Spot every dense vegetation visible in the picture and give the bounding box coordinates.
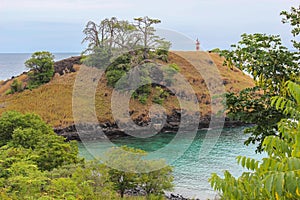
[0,111,173,199]
[210,5,300,199]
[213,6,300,152]
[81,16,176,104]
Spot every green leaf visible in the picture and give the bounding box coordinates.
[274,172,284,196]
[264,174,274,196]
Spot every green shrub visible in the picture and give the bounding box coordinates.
[5,89,12,95]
[25,51,54,88]
[138,93,149,104]
[152,86,169,105]
[169,63,179,72]
[10,79,23,94]
[153,96,163,105]
[106,69,126,87]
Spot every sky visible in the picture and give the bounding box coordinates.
[0,0,298,53]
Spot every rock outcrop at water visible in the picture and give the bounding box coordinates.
[54,56,82,75]
[123,188,205,200]
[122,187,204,200]
[165,193,200,200]
[54,110,247,141]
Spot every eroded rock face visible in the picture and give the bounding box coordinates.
[54,56,82,75]
[54,108,247,141]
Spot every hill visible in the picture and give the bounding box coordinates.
[0,51,255,135]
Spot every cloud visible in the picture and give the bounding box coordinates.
[1,0,132,10]
[0,0,297,52]
[0,0,135,24]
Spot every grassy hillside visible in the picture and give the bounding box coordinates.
[0,51,255,128]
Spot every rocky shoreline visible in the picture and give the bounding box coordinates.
[124,187,219,200]
[54,114,247,141]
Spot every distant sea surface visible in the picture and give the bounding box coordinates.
[0,53,80,81]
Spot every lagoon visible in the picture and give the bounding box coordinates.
[78,127,266,199]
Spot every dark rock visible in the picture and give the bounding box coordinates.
[53,109,251,141]
[124,187,147,196]
[54,56,82,75]
[165,193,199,200]
[206,59,214,65]
[129,110,134,116]
[222,79,229,85]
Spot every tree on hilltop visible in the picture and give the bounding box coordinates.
[82,16,170,57]
[82,21,101,52]
[25,51,55,88]
[134,16,162,59]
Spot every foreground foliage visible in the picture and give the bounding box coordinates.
[210,6,300,199]
[104,146,174,198]
[0,111,81,171]
[216,6,300,152]
[210,81,300,199]
[0,111,173,199]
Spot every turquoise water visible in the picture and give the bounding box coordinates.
[78,127,266,199]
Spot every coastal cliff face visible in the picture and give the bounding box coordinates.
[54,56,82,75]
[54,113,246,141]
[0,51,254,139]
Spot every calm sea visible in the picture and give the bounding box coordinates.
[0,53,79,81]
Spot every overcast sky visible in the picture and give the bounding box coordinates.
[0,0,297,53]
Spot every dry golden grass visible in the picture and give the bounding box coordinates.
[0,51,255,128]
[0,74,29,96]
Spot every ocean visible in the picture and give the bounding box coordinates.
[0,53,79,81]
